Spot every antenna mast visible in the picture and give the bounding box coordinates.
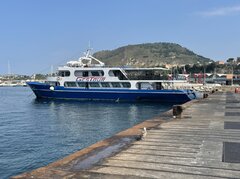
[51,65,54,75]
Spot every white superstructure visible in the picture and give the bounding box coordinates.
[46,49,190,90]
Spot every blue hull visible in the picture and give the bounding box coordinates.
[27,82,196,104]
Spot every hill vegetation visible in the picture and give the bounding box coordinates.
[93,42,213,67]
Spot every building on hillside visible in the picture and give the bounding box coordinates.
[216,61,225,65]
[164,64,175,69]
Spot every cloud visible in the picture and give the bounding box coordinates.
[198,5,240,17]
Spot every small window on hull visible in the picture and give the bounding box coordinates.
[46,81,60,86]
[122,82,131,88]
[89,82,100,88]
[101,82,110,88]
[64,82,77,87]
[111,82,121,88]
[77,82,87,88]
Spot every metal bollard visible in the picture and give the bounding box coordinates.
[203,93,208,98]
[235,88,239,93]
[173,105,183,118]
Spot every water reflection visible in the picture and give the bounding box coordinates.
[0,87,172,179]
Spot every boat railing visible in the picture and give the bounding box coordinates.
[127,75,168,80]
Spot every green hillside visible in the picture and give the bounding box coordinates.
[93,42,213,67]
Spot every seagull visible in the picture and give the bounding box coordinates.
[141,127,147,140]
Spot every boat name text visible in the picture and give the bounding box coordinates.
[76,77,106,82]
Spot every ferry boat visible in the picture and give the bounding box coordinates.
[27,50,196,103]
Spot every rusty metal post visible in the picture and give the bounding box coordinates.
[173,105,183,118]
[203,93,208,98]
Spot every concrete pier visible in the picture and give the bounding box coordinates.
[13,92,240,179]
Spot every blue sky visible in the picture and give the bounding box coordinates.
[0,0,240,75]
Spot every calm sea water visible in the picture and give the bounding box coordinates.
[0,87,172,179]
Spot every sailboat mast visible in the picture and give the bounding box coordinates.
[7,61,11,76]
[51,65,54,76]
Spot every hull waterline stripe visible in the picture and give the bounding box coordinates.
[32,89,191,95]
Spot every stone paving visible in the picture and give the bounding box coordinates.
[13,92,240,179]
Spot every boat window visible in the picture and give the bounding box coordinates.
[77,82,87,88]
[83,71,89,77]
[136,82,152,90]
[89,82,100,87]
[74,71,83,77]
[74,70,104,77]
[46,81,60,86]
[58,71,70,77]
[64,82,77,87]
[91,71,100,76]
[121,82,131,88]
[108,70,127,80]
[111,82,121,88]
[101,82,110,88]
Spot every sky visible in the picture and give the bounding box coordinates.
[0,0,240,75]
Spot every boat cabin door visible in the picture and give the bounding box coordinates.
[137,83,141,90]
[156,82,163,90]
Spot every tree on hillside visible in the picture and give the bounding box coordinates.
[237,57,240,64]
[227,58,234,64]
[32,74,47,80]
[205,62,216,73]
